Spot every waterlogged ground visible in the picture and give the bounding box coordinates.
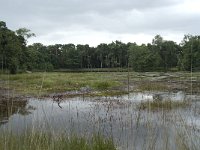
[0,91,200,150]
[1,72,200,96]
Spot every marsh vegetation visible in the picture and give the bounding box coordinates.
[1,71,199,96]
[0,132,116,150]
[0,72,200,150]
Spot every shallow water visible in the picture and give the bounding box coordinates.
[0,91,200,150]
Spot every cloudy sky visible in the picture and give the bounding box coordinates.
[1,0,200,46]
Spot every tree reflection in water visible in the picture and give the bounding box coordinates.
[0,96,35,126]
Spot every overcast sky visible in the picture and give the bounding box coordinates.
[1,0,200,46]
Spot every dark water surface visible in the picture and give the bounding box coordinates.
[0,92,200,150]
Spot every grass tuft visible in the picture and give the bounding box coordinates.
[93,81,111,90]
[139,100,189,110]
[138,82,169,91]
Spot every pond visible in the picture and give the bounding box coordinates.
[0,91,200,150]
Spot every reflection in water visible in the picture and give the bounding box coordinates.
[0,98,35,126]
[0,91,199,150]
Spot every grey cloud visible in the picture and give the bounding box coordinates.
[1,0,182,20]
[5,0,181,12]
[1,0,199,45]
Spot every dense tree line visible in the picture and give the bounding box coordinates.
[0,21,200,74]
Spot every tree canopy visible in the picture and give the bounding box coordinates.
[0,21,200,74]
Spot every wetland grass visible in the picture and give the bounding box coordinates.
[0,132,116,150]
[0,72,121,96]
[1,71,200,96]
[0,94,199,150]
[137,82,169,91]
[139,100,189,110]
[1,71,200,150]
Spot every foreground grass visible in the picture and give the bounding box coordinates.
[0,132,116,150]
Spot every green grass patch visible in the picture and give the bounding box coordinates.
[93,81,112,90]
[0,72,122,96]
[1,71,200,96]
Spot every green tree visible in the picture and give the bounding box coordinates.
[77,44,91,68]
[160,41,179,71]
[180,35,200,71]
[96,43,108,68]
[129,44,159,72]
[152,35,179,71]
[0,21,24,74]
[60,44,80,69]
[16,28,35,41]
[152,34,163,46]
